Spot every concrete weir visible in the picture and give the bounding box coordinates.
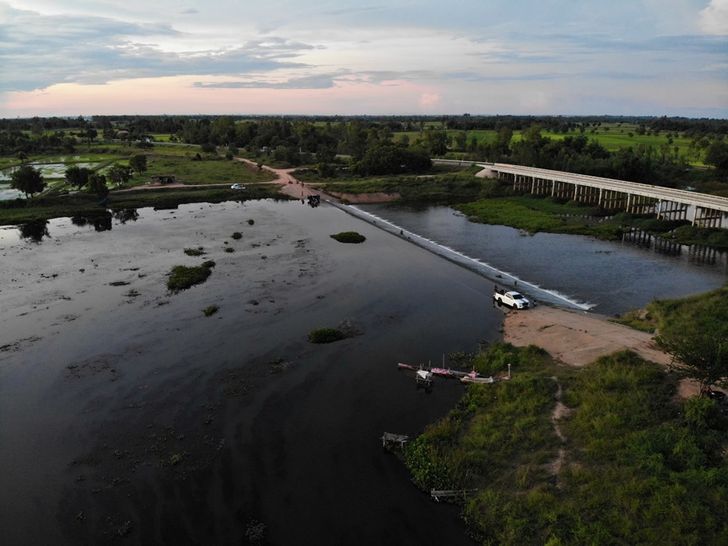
[326,199,594,311]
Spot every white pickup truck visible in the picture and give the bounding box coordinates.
[493,289,531,309]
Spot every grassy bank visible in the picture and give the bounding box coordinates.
[300,165,502,204]
[455,195,728,248]
[614,285,728,334]
[404,344,728,545]
[0,184,283,224]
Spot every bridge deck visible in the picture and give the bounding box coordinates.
[489,162,728,213]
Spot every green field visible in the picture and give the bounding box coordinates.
[394,122,705,165]
[138,154,275,186]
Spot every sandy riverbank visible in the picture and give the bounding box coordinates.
[502,305,672,367]
[501,305,706,398]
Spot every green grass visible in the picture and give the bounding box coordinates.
[140,154,275,186]
[330,231,366,244]
[301,166,500,204]
[167,262,215,293]
[611,309,657,333]
[455,196,614,236]
[454,195,728,249]
[405,345,728,545]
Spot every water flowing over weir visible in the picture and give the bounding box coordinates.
[325,200,594,311]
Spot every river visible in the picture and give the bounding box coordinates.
[1,200,495,545]
[356,204,727,315]
[1,199,725,545]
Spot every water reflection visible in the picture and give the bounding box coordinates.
[113,208,139,224]
[71,212,112,232]
[18,219,50,243]
[622,228,726,267]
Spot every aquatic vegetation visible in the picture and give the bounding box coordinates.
[202,304,219,317]
[167,262,214,293]
[308,328,346,344]
[330,231,366,244]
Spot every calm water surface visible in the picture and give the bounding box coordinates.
[1,200,495,545]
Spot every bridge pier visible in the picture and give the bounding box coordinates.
[693,207,724,228]
[601,190,628,212]
[658,201,690,221]
[627,194,658,215]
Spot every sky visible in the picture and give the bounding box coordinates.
[1,0,727,117]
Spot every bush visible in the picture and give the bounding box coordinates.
[330,231,366,244]
[225,247,235,253]
[308,328,346,344]
[184,247,205,256]
[231,232,242,240]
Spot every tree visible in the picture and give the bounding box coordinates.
[65,165,90,189]
[107,164,132,186]
[11,165,45,198]
[424,129,448,156]
[129,154,148,175]
[656,291,728,392]
[87,173,109,198]
[705,140,728,174]
[84,127,98,145]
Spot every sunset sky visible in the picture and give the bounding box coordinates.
[1,0,727,117]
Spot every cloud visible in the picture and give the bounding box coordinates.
[193,73,338,89]
[419,92,441,109]
[0,4,315,92]
[699,0,728,34]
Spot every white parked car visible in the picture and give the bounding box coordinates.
[493,289,531,309]
[231,183,246,190]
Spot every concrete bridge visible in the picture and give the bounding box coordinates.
[435,160,728,228]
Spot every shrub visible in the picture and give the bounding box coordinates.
[231,232,242,240]
[330,231,366,244]
[184,247,205,256]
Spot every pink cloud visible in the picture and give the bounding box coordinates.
[1,76,446,116]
